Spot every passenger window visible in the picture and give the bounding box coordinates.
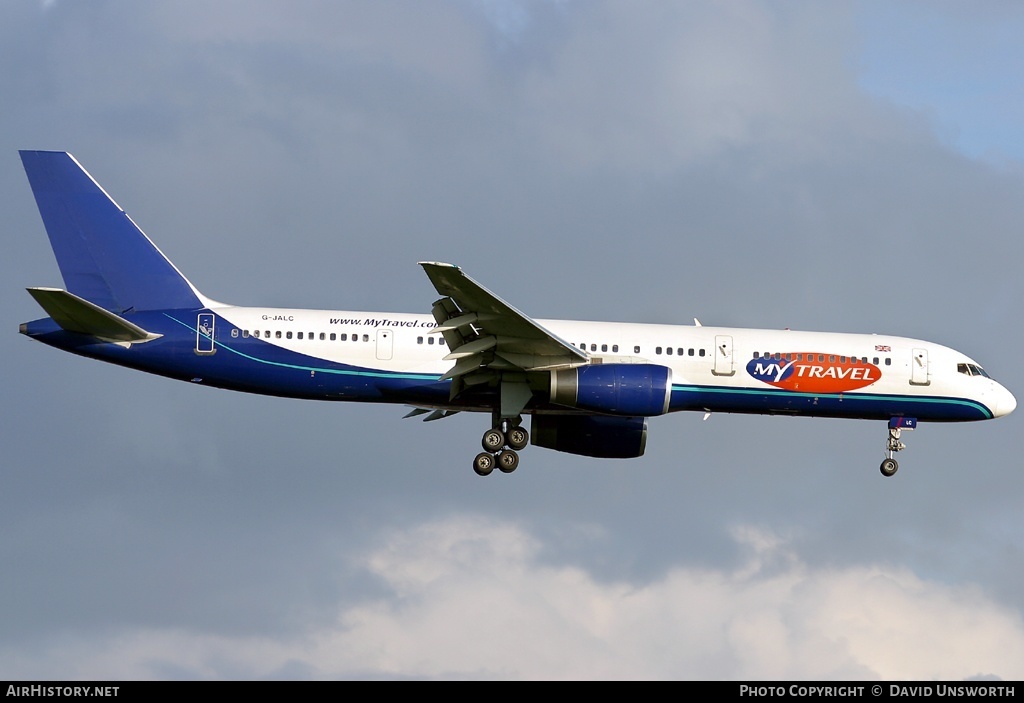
[591,344,597,352]
[602,344,608,352]
[417,336,424,344]
[613,345,619,353]
[428,337,435,345]
[330,333,336,341]
[634,346,640,354]
[320,333,326,341]
[287,332,293,339]
[362,334,369,342]
[656,347,663,355]
[297,332,303,340]
[699,349,705,357]
[885,358,891,366]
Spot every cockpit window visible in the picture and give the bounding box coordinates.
[958,363,990,378]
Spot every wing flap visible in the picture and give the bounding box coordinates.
[432,312,482,333]
[443,334,497,360]
[420,262,588,380]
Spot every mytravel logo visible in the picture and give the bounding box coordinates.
[746,353,882,393]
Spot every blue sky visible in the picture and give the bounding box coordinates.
[2,0,1023,680]
[857,2,1024,164]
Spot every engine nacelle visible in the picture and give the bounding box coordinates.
[549,363,672,417]
[531,415,648,458]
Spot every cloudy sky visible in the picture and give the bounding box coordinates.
[2,0,1023,681]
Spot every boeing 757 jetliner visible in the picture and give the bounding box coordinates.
[18,151,1016,477]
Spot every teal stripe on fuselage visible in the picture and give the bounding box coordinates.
[164,313,442,382]
[670,383,993,420]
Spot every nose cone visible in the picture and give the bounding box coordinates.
[992,383,1017,418]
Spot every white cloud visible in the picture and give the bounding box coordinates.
[3,516,1021,680]
[519,3,872,174]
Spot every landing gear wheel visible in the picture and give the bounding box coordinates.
[474,452,495,477]
[481,428,506,452]
[497,449,519,473]
[506,426,529,451]
[879,420,911,477]
[880,458,898,477]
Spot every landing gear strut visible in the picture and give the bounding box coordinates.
[879,417,916,477]
[473,416,528,476]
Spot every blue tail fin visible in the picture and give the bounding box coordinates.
[20,150,204,312]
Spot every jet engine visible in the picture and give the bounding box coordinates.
[549,363,672,417]
[531,414,648,458]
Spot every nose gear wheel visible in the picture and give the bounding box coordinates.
[879,424,909,477]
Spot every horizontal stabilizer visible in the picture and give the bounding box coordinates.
[27,287,162,344]
[402,407,459,422]
[422,409,459,422]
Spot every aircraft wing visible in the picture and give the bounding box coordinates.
[419,262,588,393]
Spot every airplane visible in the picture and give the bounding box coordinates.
[17,150,1016,477]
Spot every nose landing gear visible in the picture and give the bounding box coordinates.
[880,455,899,477]
[880,417,916,477]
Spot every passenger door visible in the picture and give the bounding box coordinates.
[713,335,735,376]
[911,347,930,386]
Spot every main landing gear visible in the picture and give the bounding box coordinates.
[879,417,916,477]
[473,417,529,477]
